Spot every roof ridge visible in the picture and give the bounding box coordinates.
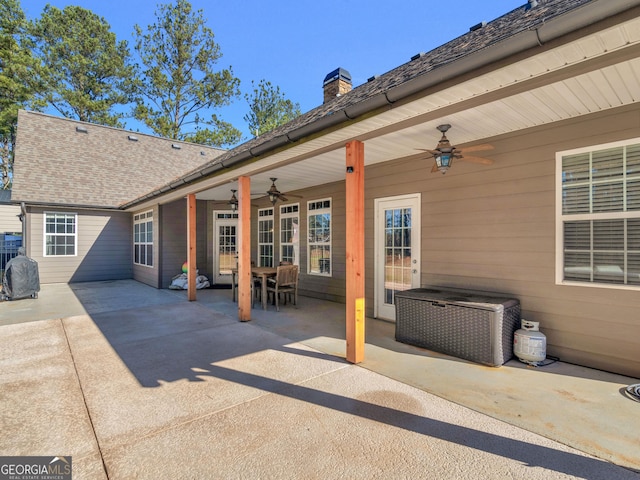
[18,110,227,154]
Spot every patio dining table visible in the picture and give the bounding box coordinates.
[231,266,277,310]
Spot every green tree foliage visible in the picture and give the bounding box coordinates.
[244,79,301,137]
[133,0,242,148]
[30,5,137,127]
[0,0,40,189]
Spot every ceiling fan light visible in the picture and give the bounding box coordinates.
[435,154,452,174]
[267,178,281,205]
[228,189,238,211]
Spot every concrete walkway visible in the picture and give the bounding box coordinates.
[0,280,638,479]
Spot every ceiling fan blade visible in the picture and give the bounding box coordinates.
[416,148,440,156]
[431,163,439,173]
[460,155,494,165]
[458,143,494,153]
[280,195,289,202]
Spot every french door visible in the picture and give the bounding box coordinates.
[374,194,421,321]
[213,211,238,285]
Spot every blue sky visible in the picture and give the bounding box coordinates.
[22,0,523,141]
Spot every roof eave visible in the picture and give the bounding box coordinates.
[15,200,123,211]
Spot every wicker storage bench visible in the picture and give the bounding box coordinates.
[395,287,521,367]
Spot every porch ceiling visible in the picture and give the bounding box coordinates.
[181,15,640,206]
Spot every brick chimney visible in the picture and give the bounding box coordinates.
[323,68,352,103]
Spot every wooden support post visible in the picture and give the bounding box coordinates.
[238,176,252,321]
[345,140,365,363]
[187,193,197,301]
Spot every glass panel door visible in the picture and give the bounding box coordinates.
[375,195,421,320]
[384,207,413,303]
[213,212,238,285]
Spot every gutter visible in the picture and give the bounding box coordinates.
[13,200,122,211]
[342,0,640,115]
[122,0,638,210]
[20,202,26,246]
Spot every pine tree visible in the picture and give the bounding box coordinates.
[133,0,242,147]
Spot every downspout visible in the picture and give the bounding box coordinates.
[20,202,26,254]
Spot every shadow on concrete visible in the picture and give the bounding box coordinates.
[65,282,638,478]
[61,280,640,475]
[199,362,635,479]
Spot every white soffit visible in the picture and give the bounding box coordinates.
[367,55,640,161]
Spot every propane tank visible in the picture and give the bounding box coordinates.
[514,320,547,366]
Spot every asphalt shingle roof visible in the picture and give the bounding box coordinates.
[12,111,225,208]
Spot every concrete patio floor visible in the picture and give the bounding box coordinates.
[0,279,638,479]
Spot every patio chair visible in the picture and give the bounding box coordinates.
[252,273,262,306]
[277,261,295,303]
[233,260,259,307]
[266,264,298,311]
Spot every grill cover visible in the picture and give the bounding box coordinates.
[2,255,40,300]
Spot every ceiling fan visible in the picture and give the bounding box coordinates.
[263,178,301,205]
[417,124,494,174]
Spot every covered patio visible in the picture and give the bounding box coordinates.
[114,1,640,378]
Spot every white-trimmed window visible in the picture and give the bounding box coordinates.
[280,203,299,265]
[308,198,331,275]
[44,212,77,256]
[134,210,153,267]
[557,139,640,287]
[258,207,274,267]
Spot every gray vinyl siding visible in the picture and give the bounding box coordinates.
[0,204,22,233]
[132,205,160,288]
[196,202,208,282]
[234,116,640,379]
[249,181,347,304]
[300,182,346,303]
[27,207,132,284]
[364,105,640,378]
[205,201,234,285]
[159,198,209,288]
